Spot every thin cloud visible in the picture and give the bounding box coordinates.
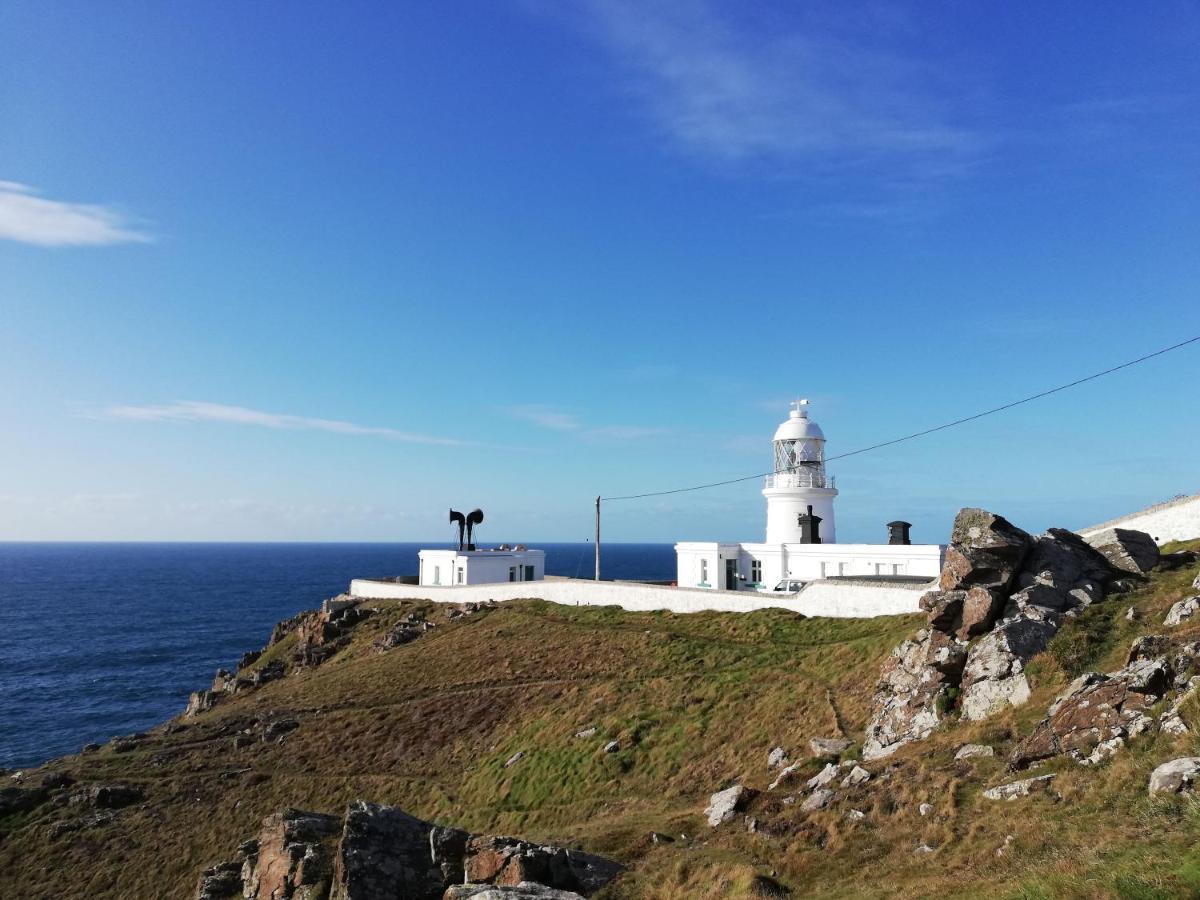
[504,405,584,431]
[95,401,465,446]
[0,181,152,246]
[503,405,667,440]
[564,1,983,177]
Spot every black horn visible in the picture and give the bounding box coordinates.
[449,509,466,551]
[465,508,484,551]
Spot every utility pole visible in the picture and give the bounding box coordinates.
[594,495,601,581]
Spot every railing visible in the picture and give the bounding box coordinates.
[763,471,835,489]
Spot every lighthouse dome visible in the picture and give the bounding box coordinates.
[773,402,825,442]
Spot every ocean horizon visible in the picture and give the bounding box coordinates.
[0,541,676,769]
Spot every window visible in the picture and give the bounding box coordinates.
[509,566,518,582]
[700,559,709,584]
[433,566,441,585]
[456,567,464,584]
[751,560,762,583]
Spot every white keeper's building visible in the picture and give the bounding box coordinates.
[674,401,943,592]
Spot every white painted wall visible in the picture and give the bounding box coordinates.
[675,542,944,590]
[418,549,545,586]
[349,575,931,618]
[1079,493,1200,546]
[763,486,838,544]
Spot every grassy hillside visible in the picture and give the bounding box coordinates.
[3,542,1200,899]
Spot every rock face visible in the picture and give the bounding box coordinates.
[954,744,994,760]
[446,885,585,900]
[1085,528,1160,575]
[1149,758,1200,796]
[861,629,966,760]
[203,802,620,900]
[809,737,851,756]
[863,508,1139,757]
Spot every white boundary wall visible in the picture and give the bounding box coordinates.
[348,576,932,618]
[1079,492,1200,545]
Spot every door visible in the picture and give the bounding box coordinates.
[725,558,738,590]
[524,565,535,581]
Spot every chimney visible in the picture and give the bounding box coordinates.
[887,520,912,546]
[797,505,823,544]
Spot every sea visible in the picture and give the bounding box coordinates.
[0,542,675,770]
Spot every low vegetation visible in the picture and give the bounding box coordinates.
[2,540,1199,899]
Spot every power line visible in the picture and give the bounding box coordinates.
[601,333,1200,503]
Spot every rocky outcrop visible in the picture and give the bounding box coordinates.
[199,802,620,900]
[1086,528,1160,575]
[1165,596,1200,627]
[863,509,1155,757]
[446,886,585,900]
[861,628,966,759]
[809,737,851,756]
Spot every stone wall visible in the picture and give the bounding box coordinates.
[348,575,932,618]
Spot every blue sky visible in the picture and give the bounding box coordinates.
[1,1,1197,544]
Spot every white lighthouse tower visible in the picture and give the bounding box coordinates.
[763,399,838,544]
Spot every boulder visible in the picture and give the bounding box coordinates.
[1165,597,1200,627]
[196,861,243,900]
[185,690,220,719]
[445,885,585,900]
[0,785,48,816]
[954,744,994,760]
[939,509,1032,594]
[573,727,596,740]
[602,741,620,754]
[1085,528,1159,575]
[982,774,1056,801]
[705,785,752,827]
[840,766,871,788]
[464,836,619,895]
[1149,757,1200,796]
[504,752,525,768]
[767,764,800,792]
[69,784,144,810]
[960,617,1057,721]
[333,802,467,899]
[862,629,967,759]
[801,788,835,812]
[959,586,1007,639]
[809,737,851,756]
[767,747,789,769]
[806,763,841,790]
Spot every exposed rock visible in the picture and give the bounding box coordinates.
[938,508,1032,595]
[960,617,1057,721]
[49,810,116,838]
[846,809,865,821]
[1149,757,1200,796]
[573,727,596,740]
[914,843,936,854]
[862,629,967,759]
[242,808,341,900]
[602,741,620,754]
[917,803,933,817]
[239,649,263,669]
[840,766,871,788]
[373,613,429,653]
[767,764,800,792]
[196,861,243,900]
[1165,597,1200,627]
[801,788,835,812]
[767,747,789,769]
[954,744,995,760]
[806,763,840,791]
[959,586,1007,639]
[185,690,220,719]
[335,801,467,899]
[982,774,1056,801]
[1009,656,1172,770]
[1126,606,1139,622]
[809,737,852,756]
[40,772,74,791]
[68,784,143,810]
[504,752,525,768]
[1128,634,1173,664]
[705,785,752,827]
[445,885,585,900]
[0,785,47,815]
[1085,528,1159,575]
[262,718,299,743]
[464,835,620,894]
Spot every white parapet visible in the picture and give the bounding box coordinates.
[1078,492,1200,546]
[348,575,933,618]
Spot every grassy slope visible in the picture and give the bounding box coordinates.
[2,544,1199,899]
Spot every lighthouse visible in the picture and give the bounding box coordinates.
[763,400,837,544]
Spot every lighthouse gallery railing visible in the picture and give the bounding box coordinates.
[763,471,835,489]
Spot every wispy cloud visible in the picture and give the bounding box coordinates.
[502,405,667,441]
[504,405,584,431]
[565,1,982,177]
[0,181,152,246]
[94,401,465,446]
